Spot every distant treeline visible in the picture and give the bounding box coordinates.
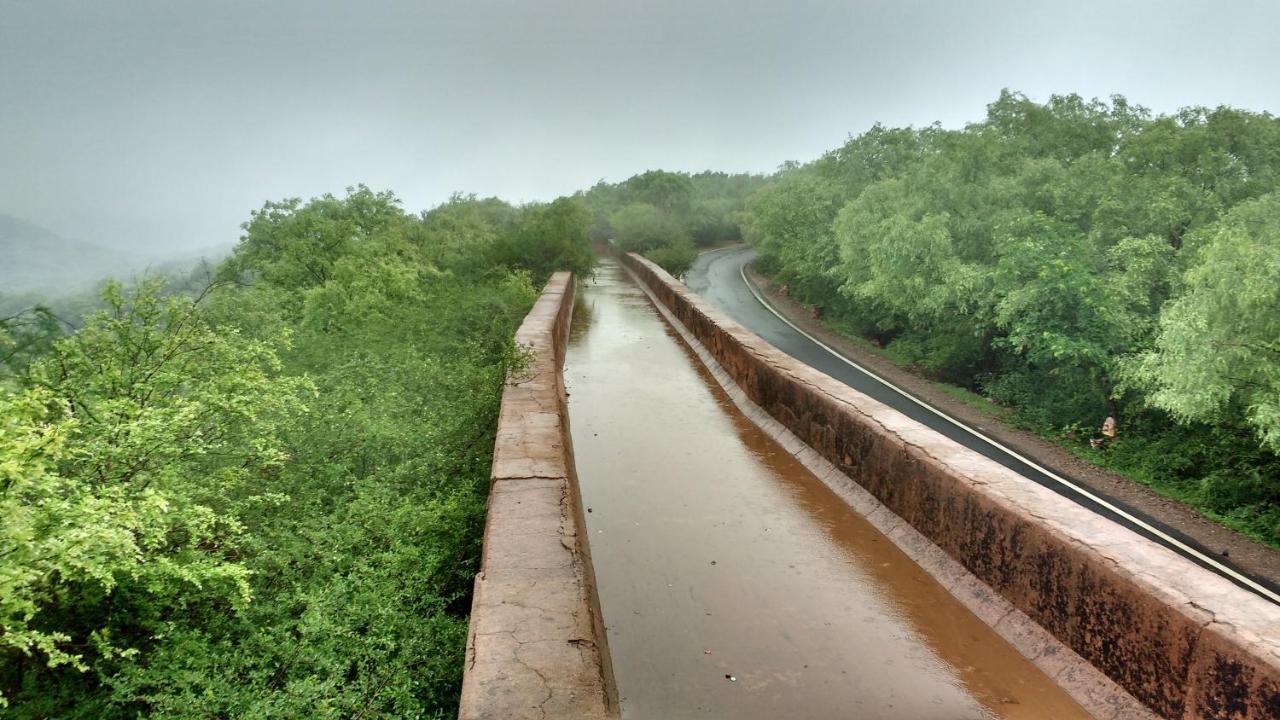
[741,91,1280,543]
[577,169,768,275]
[1,187,593,717]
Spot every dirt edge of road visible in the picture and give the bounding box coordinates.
[743,263,1280,589]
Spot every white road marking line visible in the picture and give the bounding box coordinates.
[727,252,1279,604]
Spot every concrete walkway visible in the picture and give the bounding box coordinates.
[564,261,1090,720]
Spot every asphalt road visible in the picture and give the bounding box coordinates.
[685,245,1280,604]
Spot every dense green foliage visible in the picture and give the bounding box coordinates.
[0,187,591,716]
[579,170,765,275]
[745,91,1280,543]
[4,90,1280,717]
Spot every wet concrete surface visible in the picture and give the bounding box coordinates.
[564,261,1092,720]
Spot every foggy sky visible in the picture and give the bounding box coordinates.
[3,0,1279,254]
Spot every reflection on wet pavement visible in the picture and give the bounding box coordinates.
[564,261,1090,720]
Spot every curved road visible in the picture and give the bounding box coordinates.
[686,245,1280,604]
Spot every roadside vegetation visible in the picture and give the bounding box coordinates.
[578,169,766,276]
[3,89,1278,717]
[743,91,1280,545]
[0,187,592,717]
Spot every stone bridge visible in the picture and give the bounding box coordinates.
[457,254,1280,720]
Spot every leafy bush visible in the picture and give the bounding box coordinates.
[744,91,1280,544]
[609,202,689,253]
[645,238,697,277]
[1,186,588,715]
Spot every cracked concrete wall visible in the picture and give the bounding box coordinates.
[459,272,617,720]
[623,252,1280,720]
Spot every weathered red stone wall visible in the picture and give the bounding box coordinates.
[624,252,1280,720]
[459,272,617,720]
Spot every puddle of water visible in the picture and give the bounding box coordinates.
[565,261,1091,720]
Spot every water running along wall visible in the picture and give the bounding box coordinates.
[458,272,617,720]
[622,252,1280,720]
[567,262,1100,719]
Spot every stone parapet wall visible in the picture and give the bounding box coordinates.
[623,252,1280,720]
[459,272,617,720]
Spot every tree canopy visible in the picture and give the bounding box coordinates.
[580,169,767,274]
[1,187,591,716]
[745,91,1280,542]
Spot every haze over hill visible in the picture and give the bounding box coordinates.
[0,214,231,295]
[0,214,138,293]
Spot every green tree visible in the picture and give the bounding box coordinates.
[741,90,1280,544]
[1,280,306,708]
[743,173,847,302]
[221,185,407,294]
[645,238,697,277]
[0,307,64,380]
[620,170,694,215]
[495,197,594,282]
[1,184,585,716]
[835,179,987,329]
[1129,194,1280,450]
[577,169,765,254]
[416,194,518,275]
[610,202,689,253]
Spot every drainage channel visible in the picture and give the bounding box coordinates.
[564,260,1093,720]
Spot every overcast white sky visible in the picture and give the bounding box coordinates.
[2,0,1278,253]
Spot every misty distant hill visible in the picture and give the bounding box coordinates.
[0,214,141,294]
[147,242,236,277]
[0,214,232,295]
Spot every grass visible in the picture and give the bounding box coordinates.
[1064,437,1280,550]
[928,381,1015,420]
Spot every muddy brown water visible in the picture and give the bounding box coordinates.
[564,261,1091,720]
